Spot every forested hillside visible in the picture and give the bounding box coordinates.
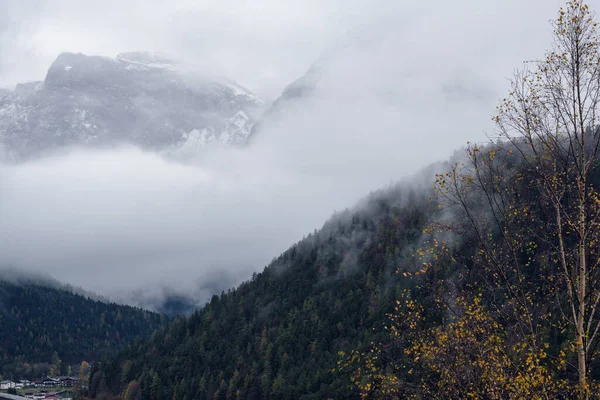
[88,142,600,399]
[88,2,600,399]
[87,171,451,399]
[0,280,168,380]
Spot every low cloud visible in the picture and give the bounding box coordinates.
[0,0,565,98]
[0,0,574,309]
[0,69,494,308]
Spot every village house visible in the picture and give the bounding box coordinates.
[25,392,46,400]
[0,381,15,390]
[23,390,71,400]
[24,391,47,400]
[56,378,79,388]
[37,379,58,389]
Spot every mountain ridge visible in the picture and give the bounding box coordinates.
[0,51,266,161]
[86,166,443,399]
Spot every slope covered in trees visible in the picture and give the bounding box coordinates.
[0,279,168,380]
[91,1,600,399]
[344,2,600,398]
[89,145,600,399]
[87,170,453,399]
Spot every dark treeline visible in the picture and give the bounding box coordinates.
[87,175,448,400]
[88,148,600,399]
[0,280,168,381]
[35,1,600,398]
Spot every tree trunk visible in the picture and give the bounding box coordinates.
[578,184,588,398]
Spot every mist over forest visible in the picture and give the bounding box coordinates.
[0,0,567,309]
[4,1,600,399]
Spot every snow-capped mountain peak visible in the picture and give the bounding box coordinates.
[0,51,266,161]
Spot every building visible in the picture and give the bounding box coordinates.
[38,378,59,388]
[0,381,15,390]
[25,392,46,400]
[56,378,79,388]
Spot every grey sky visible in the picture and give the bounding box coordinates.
[0,0,568,99]
[0,0,591,307]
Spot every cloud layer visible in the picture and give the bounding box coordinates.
[0,0,569,98]
[0,0,582,307]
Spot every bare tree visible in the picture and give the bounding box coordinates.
[436,1,600,397]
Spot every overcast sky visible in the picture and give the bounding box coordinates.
[0,0,570,99]
[0,0,592,308]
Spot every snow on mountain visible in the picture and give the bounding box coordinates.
[168,110,253,159]
[0,51,266,161]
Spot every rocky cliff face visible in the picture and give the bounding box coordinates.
[0,51,265,160]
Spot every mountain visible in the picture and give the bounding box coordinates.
[86,168,443,399]
[85,136,600,400]
[0,51,265,161]
[85,139,597,399]
[248,26,494,147]
[247,64,319,144]
[0,275,168,380]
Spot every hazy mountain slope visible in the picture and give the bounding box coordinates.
[0,278,168,380]
[88,168,448,400]
[0,51,265,161]
[248,27,494,148]
[88,141,592,399]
